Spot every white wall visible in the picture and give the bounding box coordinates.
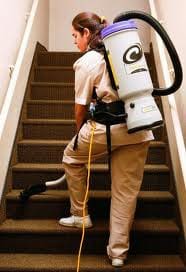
[49,0,151,52]
[154,0,186,143]
[0,0,34,111]
[0,0,49,202]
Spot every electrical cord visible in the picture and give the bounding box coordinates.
[76,121,96,272]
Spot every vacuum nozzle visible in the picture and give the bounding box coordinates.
[19,183,47,202]
[19,174,66,203]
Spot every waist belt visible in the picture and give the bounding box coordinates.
[89,100,127,125]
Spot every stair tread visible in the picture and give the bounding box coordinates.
[0,218,179,234]
[18,139,166,146]
[0,253,185,271]
[7,189,174,202]
[35,66,73,69]
[27,99,74,104]
[22,118,165,130]
[23,118,75,124]
[27,98,161,103]
[12,163,169,172]
[31,81,74,86]
[39,51,81,54]
[18,139,70,145]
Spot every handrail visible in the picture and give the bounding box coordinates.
[0,0,48,205]
[149,0,186,242]
[0,0,38,138]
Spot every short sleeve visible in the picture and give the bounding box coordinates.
[74,64,94,105]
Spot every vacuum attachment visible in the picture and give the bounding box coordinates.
[19,183,47,202]
[19,174,66,202]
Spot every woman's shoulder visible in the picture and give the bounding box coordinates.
[73,50,104,72]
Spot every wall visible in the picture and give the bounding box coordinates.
[0,0,34,111]
[154,0,186,143]
[49,0,151,52]
[0,0,49,204]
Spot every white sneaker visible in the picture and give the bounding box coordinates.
[111,258,124,267]
[59,215,93,228]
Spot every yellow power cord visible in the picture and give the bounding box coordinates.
[76,121,96,272]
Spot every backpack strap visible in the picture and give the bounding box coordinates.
[106,124,112,181]
[90,46,118,91]
[103,47,118,91]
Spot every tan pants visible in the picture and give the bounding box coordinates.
[62,121,152,259]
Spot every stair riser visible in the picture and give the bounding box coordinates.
[30,85,163,110]
[27,102,162,121]
[37,52,82,66]
[23,123,76,140]
[0,232,179,254]
[17,144,166,164]
[37,52,151,67]
[34,68,74,83]
[0,265,185,272]
[12,170,170,191]
[31,85,74,100]
[0,266,183,272]
[22,123,163,141]
[27,103,75,119]
[7,198,175,220]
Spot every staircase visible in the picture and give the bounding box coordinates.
[0,45,186,271]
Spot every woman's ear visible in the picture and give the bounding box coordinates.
[83,27,91,38]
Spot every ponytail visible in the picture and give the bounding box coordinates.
[72,12,108,51]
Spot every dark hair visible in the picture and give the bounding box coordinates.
[72,12,108,51]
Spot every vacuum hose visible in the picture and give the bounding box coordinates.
[113,11,183,96]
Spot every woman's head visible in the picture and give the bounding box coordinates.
[72,12,108,52]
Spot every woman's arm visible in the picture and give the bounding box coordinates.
[75,103,87,132]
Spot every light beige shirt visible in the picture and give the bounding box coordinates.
[73,50,119,105]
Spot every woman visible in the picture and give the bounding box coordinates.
[59,12,154,267]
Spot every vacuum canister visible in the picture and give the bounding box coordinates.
[101,20,163,133]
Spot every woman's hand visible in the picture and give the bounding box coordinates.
[75,103,88,132]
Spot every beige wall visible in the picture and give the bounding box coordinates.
[49,0,151,52]
[154,0,186,143]
[0,0,33,111]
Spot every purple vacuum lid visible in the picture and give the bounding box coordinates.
[101,20,137,39]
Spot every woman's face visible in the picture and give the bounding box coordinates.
[72,26,90,52]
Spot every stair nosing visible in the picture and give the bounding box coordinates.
[18,139,70,145]
[6,189,175,202]
[39,51,82,55]
[12,163,169,172]
[31,82,74,87]
[17,139,165,147]
[27,100,74,104]
[0,218,179,235]
[35,65,73,70]
[22,118,75,124]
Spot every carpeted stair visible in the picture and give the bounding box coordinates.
[0,46,186,271]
